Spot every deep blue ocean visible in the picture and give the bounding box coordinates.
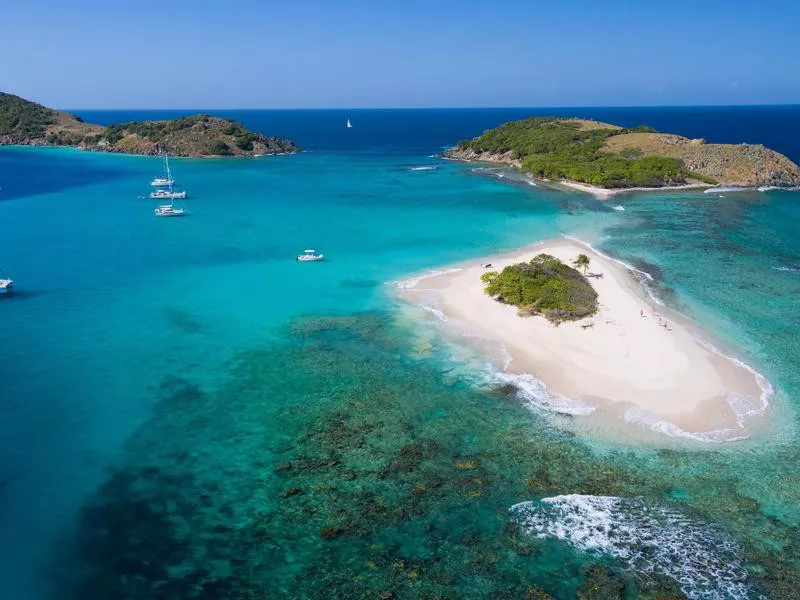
[1,107,799,599]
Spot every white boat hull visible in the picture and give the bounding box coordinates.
[154,206,186,217]
[150,191,187,200]
[297,255,324,261]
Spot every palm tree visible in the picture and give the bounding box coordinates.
[573,253,590,274]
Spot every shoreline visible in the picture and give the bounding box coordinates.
[0,143,297,159]
[551,179,713,199]
[396,238,770,442]
[444,153,719,198]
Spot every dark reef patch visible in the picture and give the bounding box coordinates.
[55,313,800,599]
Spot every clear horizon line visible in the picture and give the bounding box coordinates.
[63,102,800,112]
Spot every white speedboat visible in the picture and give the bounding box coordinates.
[296,249,324,261]
[150,188,187,200]
[0,267,12,294]
[154,204,186,217]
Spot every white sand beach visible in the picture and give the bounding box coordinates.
[398,239,768,440]
[554,179,713,199]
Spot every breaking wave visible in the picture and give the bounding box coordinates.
[409,166,438,171]
[704,186,752,194]
[486,369,595,416]
[510,495,758,600]
[612,205,625,211]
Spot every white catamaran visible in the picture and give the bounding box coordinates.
[151,153,176,187]
[154,201,186,217]
[296,249,324,262]
[150,188,188,200]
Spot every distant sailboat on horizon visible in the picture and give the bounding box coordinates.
[346,118,352,129]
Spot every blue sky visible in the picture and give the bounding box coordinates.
[1,0,798,108]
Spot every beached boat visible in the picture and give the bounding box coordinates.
[297,249,324,262]
[150,188,188,200]
[151,153,176,187]
[346,118,352,129]
[154,203,186,217]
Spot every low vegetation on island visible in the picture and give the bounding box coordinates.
[481,253,598,323]
[447,117,800,189]
[0,92,297,157]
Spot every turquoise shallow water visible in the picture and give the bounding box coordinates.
[1,108,799,599]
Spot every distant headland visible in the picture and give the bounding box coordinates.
[0,92,297,157]
[445,117,800,195]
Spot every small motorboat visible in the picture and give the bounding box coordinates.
[297,249,324,262]
[0,266,12,295]
[0,277,13,295]
[154,204,186,217]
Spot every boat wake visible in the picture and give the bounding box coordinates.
[408,166,438,171]
[510,495,757,600]
[772,265,800,273]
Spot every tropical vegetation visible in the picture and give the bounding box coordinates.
[0,92,297,156]
[481,254,598,323]
[0,92,57,139]
[456,118,716,188]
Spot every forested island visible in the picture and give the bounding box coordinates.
[446,117,800,190]
[0,92,297,157]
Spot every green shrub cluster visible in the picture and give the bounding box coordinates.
[0,92,56,138]
[481,254,598,323]
[458,118,695,188]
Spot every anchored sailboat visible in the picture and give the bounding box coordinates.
[151,153,176,187]
[154,199,186,217]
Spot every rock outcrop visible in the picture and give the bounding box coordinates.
[602,132,800,188]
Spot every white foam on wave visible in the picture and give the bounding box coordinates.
[527,180,537,187]
[487,369,596,416]
[612,205,625,211]
[704,186,752,194]
[697,339,773,413]
[510,495,757,600]
[562,235,664,306]
[772,265,800,273]
[409,166,438,171]
[625,337,772,442]
[623,406,748,443]
[759,186,799,192]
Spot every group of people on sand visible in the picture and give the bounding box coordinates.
[640,308,672,331]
